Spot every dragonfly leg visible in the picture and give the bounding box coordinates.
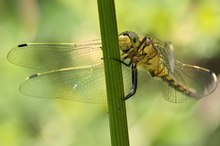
[102,56,138,101]
[120,59,132,67]
[124,63,138,100]
[102,57,132,67]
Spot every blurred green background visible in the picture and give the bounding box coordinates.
[1,0,220,146]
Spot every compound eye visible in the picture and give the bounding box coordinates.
[119,34,132,52]
[119,31,140,48]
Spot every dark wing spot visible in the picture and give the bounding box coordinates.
[28,74,39,79]
[18,44,28,47]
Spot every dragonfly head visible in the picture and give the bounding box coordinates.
[119,31,140,53]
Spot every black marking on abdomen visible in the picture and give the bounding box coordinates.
[154,67,164,76]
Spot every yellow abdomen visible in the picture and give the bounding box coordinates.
[154,64,196,97]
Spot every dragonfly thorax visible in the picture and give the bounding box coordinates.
[119,31,160,71]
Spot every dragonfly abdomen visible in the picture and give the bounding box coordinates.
[160,74,197,97]
[153,65,197,98]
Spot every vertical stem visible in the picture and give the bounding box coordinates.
[97,0,130,146]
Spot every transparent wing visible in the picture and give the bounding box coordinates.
[7,40,102,70]
[163,42,175,72]
[19,62,143,103]
[18,61,156,103]
[152,39,175,73]
[162,60,217,103]
[19,64,107,103]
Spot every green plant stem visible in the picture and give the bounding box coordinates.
[97,0,130,146]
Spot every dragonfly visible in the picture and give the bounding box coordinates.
[7,31,217,103]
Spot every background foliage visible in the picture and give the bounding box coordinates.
[0,0,220,146]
